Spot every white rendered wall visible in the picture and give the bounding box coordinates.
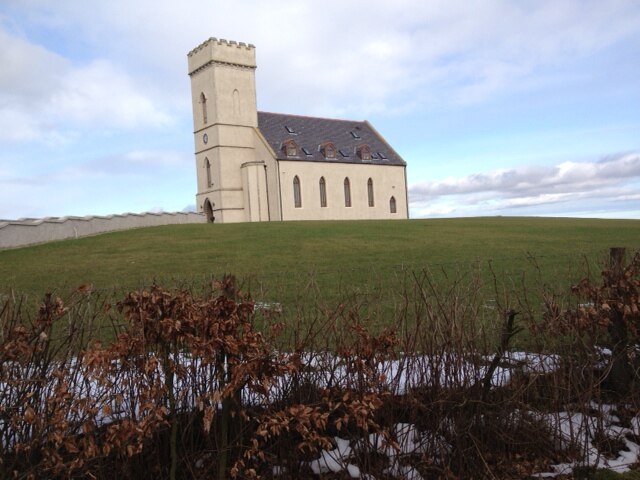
[278,161,408,221]
[0,212,206,249]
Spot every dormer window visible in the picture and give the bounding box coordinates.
[320,141,336,159]
[283,139,298,157]
[357,144,372,162]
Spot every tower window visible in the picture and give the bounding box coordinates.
[344,177,351,207]
[319,177,327,207]
[200,92,208,124]
[390,196,397,214]
[205,158,212,187]
[233,89,240,116]
[293,175,302,208]
[367,178,374,207]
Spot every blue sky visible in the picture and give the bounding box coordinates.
[1,0,639,220]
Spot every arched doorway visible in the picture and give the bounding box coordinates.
[203,198,215,223]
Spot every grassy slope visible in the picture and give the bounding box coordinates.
[1,217,639,300]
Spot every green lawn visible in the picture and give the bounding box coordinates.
[1,217,639,309]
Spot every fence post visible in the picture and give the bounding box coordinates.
[610,247,626,277]
[607,247,632,397]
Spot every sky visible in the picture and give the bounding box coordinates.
[0,0,639,220]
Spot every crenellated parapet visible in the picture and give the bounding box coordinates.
[187,37,256,75]
[188,37,255,56]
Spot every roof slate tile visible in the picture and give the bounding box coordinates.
[257,112,406,166]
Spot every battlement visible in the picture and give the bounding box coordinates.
[188,37,255,56]
[188,37,256,75]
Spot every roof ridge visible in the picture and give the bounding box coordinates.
[258,111,365,124]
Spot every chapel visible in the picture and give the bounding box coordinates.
[188,38,408,223]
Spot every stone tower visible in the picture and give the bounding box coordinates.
[187,38,268,223]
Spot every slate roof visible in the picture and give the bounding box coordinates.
[257,112,406,166]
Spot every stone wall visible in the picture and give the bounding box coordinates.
[0,212,206,249]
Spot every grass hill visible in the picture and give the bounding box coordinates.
[3,217,640,479]
[1,217,639,308]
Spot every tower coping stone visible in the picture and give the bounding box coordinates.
[187,37,256,74]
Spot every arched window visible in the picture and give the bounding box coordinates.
[233,89,240,116]
[319,177,327,207]
[367,178,374,207]
[200,92,207,124]
[293,176,302,208]
[344,177,351,207]
[390,196,397,214]
[205,158,212,187]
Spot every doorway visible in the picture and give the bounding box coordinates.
[203,198,215,223]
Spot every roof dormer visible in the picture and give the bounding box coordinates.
[320,141,336,159]
[356,144,372,162]
[282,139,299,157]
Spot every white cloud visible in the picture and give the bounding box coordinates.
[123,150,189,168]
[0,109,39,143]
[409,152,640,217]
[1,1,639,220]
[49,60,171,129]
[52,150,191,181]
[0,25,65,97]
[6,0,640,117]
[0,148,194,218]
[0,26,65,142]
[0,25,172,144]
[248,0,640,112]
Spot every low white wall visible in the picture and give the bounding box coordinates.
[0,212,206,249]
